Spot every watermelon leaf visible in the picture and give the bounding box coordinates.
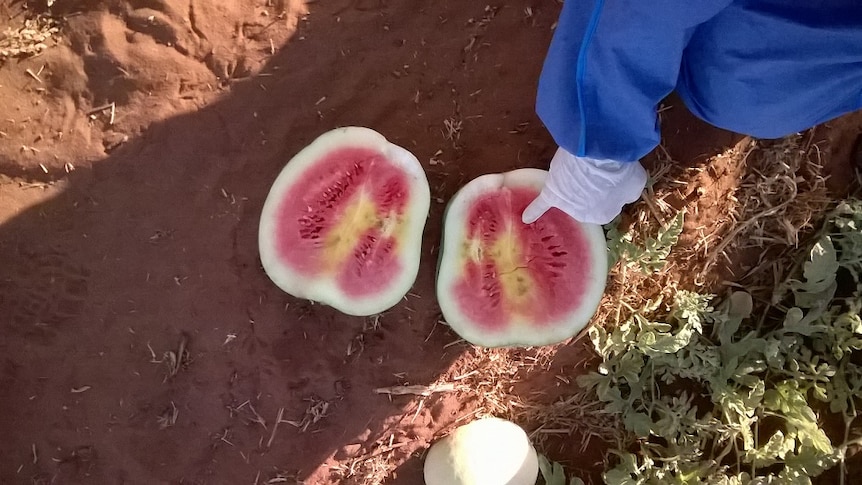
[605,210,685,274]
[579,198,862,484]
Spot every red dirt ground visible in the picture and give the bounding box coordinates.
[1,1,861,484]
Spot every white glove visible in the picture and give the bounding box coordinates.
[522,147,648,225]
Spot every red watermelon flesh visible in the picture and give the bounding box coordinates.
[454,188,593,329]
[436,169,607,347]
[259,127,430,316]
[275,147,408,297]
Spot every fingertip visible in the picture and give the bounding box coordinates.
[521,200,546,225]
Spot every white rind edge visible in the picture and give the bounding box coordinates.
[436,168,608,347]
[258,127,431,316]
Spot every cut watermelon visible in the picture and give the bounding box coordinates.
[436,168,607,347]
[259,127,430,316]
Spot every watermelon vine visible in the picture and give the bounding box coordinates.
[578,200,862,484]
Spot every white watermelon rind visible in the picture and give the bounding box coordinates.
[423,417,539,485]
[436,168,608,348]
[259,127,430,316]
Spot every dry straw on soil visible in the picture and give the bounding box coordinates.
[0,15,59,61]
[594,131,832,330]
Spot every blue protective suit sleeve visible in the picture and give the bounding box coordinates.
[677,0,862,139]
[536,0,733,162]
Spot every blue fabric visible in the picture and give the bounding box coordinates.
[537,0,862,162]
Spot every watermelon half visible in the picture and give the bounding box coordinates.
[436,168,608,347]
[259,127,430,316]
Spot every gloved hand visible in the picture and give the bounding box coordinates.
[522,147,648,225]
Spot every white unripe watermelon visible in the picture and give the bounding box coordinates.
[424,417,539,485]
[258,127,430,316]
[436,168,608,347]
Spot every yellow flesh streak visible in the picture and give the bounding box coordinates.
[322,188,404,272]
[463,217,536,319]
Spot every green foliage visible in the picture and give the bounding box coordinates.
[539,454,586,485]
[606,211,685,273]
[580,201,862,485]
